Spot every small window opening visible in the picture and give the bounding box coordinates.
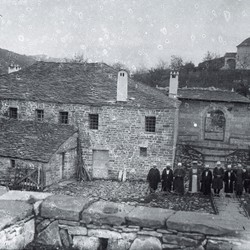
[36,109,44,121]
[10,159,15,168]
[89,114,99,130]
[59,112,69,124]
[9,107,18,119]
[140,147,147,157]
[145,116,156,132]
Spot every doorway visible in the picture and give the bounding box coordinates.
[92,150,109,179]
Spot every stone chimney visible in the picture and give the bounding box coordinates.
[169,71,179,98]
[117,70,128,102]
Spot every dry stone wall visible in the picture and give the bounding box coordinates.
[33,194,250,250]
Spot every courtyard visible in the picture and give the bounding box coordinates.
[44,179,215,214]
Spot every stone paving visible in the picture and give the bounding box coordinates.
[44,179,214,213]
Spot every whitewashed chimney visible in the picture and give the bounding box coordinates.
[117,70,128,102]
[169,71,179,98]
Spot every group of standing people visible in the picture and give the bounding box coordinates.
[200,161,250,197]
[147,161,250,197]
[146,162,185,194]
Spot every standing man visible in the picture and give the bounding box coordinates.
[173,162,185,195]
[212,161,224,197]
[224,164,236,197]
[201,164,213,195]
[147,163,161,193]
[162,163,173,192]
[243,165,250,194]
[235,164,244,197]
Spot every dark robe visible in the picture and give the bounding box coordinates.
[147,168,161,192]
[212,167,224,190]
[173,168,185,194]
[223,170,236,193]
[235,169,244,196]
[161,168,173,192]
[243,169,250,193]
[200,169,212,195]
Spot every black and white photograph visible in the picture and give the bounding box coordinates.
[0,0,250,249]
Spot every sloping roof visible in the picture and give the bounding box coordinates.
[0,119,77,162]
[0,62,177,109]
[224,52,237,57]
[177,88,250,103]
[237,37,250,47]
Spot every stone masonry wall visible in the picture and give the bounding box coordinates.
[178,100,250,145]
[0,99,176,180]
[45,133,77,186]
[32,194,250,250]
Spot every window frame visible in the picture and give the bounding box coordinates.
[9,107,18,119]
[35,109,44,122]
[59,111,69,124]
[145,116,156,132]
[89,114,99,130]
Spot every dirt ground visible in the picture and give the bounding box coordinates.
[44,179,215,214]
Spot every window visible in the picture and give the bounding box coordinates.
[59,112,69,124]
[89,114,99,130]
[10,159,15,168]
[36,109,44,121]
[120,72,125,77]
[9,107,18,119]
[145,116,156,132]
[140,147,147,157]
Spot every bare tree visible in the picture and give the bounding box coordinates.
[170,55,183,71]
[202,51,220,62]
[64,53,88,63]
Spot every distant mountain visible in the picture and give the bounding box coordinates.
[0,48,36,75]
[28,54,65,63]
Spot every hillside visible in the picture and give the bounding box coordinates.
[0,48,36,75]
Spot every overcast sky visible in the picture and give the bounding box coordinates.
[0,0,249,69]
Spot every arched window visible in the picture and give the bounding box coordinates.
[204,110,226,141]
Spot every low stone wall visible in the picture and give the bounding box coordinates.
[33,194,250,250]
[0,188,249,250]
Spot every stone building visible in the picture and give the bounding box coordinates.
[0,119,77,187]
[223,37,250,69]
[168,73,250,167]
[0,62,179,182]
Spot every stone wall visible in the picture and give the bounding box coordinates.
[32,194,250,250]
[0,198,35,250]
[44,133,77,186]
[0,99,177,180]
[178,100,250,145]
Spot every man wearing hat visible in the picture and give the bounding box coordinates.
[223,164,236,197]
[173,162,185,194]
[212,161,224,197]
[147,163,161,193]
[161,162,173,192]
[201,164,212,195]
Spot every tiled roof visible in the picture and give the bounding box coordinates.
[224,52,237,57]
[0,119,77,162]
[178,88,250,103]
[237,37,250,47]
[0,62,177,109]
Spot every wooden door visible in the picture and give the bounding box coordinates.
[92,150,109,179]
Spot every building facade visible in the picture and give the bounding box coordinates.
[0,62,179,182]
